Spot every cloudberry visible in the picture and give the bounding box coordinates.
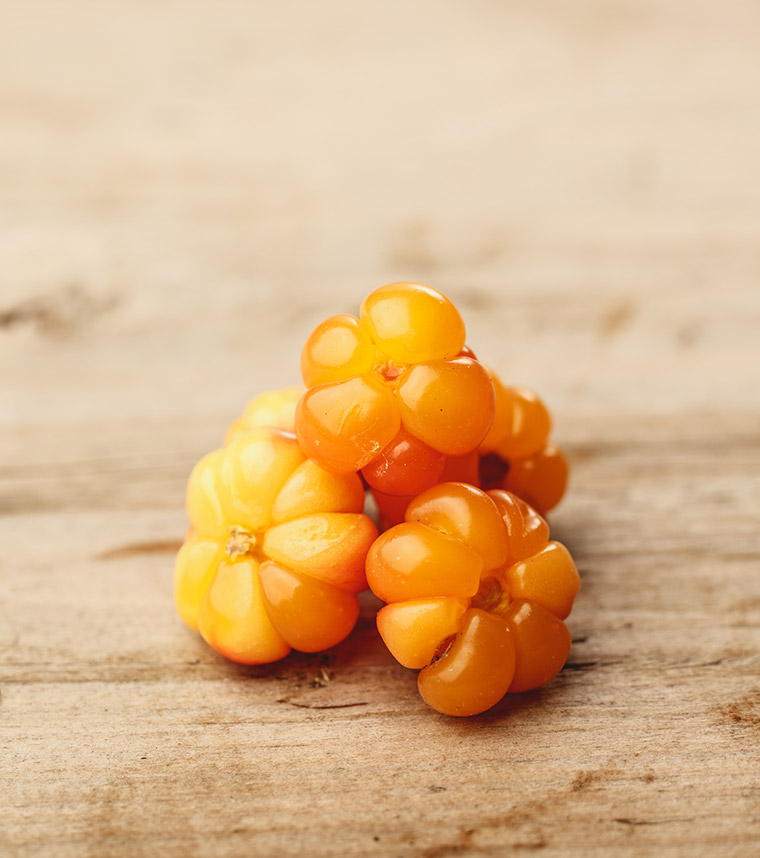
[366,482,580,716]
[295,283,496,478]
[175,427,377,663]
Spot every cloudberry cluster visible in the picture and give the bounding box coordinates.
[175,282,578,716]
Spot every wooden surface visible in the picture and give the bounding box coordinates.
[2,2,759,856]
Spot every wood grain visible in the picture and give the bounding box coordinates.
[1,1,759,856]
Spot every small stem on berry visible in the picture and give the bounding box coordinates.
[377,360,405,382]
[471,576,512,615]
[226,525,258,559]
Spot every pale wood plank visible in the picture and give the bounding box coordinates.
[1,1,760,855]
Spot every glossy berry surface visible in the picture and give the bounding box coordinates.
[479,374,569,514]
[367,482,580,716]
[296,283,496,476]
[225,386,303,445]
[174,427,378,664]
[370,448,480,531]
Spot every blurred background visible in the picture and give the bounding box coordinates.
[2,0,758,448]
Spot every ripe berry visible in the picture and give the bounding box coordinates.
[175,427,378,664]
[366,482,580,716]
[478,373,569,514]
[295,283,495,477]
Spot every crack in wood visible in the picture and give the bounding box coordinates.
[277,699,369,710]
[96,540,184,560]
[614,817,695,826]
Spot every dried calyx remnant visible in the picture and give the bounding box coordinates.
[225,525,259,559]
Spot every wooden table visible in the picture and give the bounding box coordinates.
[2,2,759,855]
